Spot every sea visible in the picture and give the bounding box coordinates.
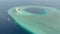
[0,0,60,34]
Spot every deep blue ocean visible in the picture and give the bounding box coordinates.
[0,0,60,34]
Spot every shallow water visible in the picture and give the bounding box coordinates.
[8,6,60,34]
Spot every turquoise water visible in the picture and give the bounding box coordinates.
[8,6,60,34]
